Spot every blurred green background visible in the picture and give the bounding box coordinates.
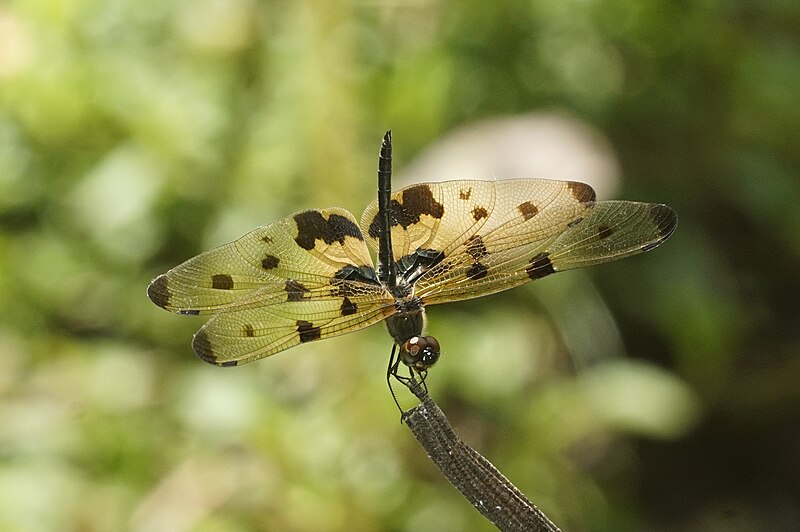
[1,1,798,530]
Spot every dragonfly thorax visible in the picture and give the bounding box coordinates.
[386,297,424,342]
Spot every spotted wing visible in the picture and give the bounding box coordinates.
[360,179,594,285]
[148,208,379,315]
[147,208,395,365]
[361,180,503,266]
[192,283,395,366]
[409,180,676,305]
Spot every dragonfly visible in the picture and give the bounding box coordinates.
[148,131,676,399]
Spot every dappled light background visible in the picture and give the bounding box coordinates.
[1,1,798,530]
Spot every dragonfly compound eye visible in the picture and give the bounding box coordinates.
[400,335,441,371]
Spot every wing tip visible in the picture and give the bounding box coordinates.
[192,330,238,367]
[147,274,171,309]
[651,204,678,238]
[642,204,677,252]
[147,273,203,315]
[567,181,597,203]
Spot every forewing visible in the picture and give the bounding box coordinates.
[360,181,499,264]
[192,282,395,366]
[413,180,675,305]
[147,208,378,315]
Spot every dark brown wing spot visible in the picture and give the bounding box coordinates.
[294,210,363,251]
[526,252,556,280]
[262,254,280,270]
[597,225,613,240]
[147,274,171,308]
[472,206,488,221]
[435,261,453,275]
[368,185,445,238]
[297,320,321,343]
[285,279,310,302]
[243,324,255,337]
[402,184,444,219]
[341,297,357,316]
[211,274,234,290]
[367,213,382,239]
[178,309,200,315]
[459,188,472,200]
[327,213,364,240]
[193,330,218,364]
[261,235,273,243]
[332,264,379,283]
[395,248,445,282]
[567,217,584,228]
[517,201,539,221]
[465,235,487,260]
[466,262,488,280]
[331,264,380,297]
[567,182,596,203]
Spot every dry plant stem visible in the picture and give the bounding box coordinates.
[401,378,561,532]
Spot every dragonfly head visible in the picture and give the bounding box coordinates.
[399,335,440,371]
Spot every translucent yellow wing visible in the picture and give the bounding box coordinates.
[148,208,378,314]
[360,180,508,263]
[366,179,675,306]
[147,208,395,365]
[192,284,394,366]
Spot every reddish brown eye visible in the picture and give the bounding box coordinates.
[399,335,441,371]
[424,336,440,355]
